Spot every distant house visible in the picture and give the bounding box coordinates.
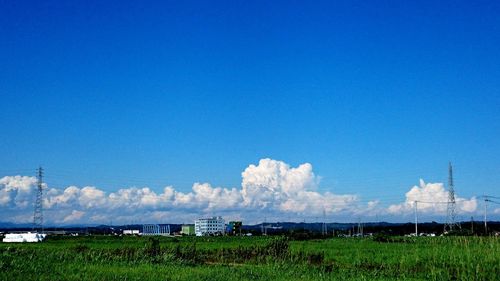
[181,224,195,235]
[3,232,46,243]
[195,216,225,236]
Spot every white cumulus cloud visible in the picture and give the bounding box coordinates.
[0,176,37,207]
[387,179,477,215]
[62,210,85,223]
[0,160,487,224]
[241,159,358,215]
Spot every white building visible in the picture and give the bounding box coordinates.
[123,229,140,235]
[195,216,225,236]
[3,232,46,243]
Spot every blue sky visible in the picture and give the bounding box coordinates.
[1,1,499,223]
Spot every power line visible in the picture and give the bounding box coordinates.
[414,200,448,204]
[485,199,500,205]
[481,195,500,200]
[3,167,497,201]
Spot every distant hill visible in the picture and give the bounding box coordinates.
[0,222,33,229]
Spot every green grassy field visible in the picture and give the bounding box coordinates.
[1,235,498,280]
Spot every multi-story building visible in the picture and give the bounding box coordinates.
[195,216,225,236]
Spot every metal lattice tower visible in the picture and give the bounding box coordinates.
[444,162,460,232]
[33,167,44,232]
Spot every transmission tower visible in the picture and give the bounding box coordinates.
[444,162,460,232]
[33,166,44,232]
[357,218,363,236]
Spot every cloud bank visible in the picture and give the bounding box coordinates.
[0,159,482,224]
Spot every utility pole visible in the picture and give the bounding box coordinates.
[484,198,488,234]
[322,209,327,236]
[33,166,44,233]
[470,216,474,234]
[414,201,418,236]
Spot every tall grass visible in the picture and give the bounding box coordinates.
[1,235,498,280]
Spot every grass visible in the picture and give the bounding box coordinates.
[1,235,498,280]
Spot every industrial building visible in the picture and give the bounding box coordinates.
[122,229,140,235]
[142,224,170,236]
[226,221,242,235]
[3,232,47,243]
[181,224,195,235]
[195,216,225,236]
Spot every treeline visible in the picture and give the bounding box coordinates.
[243,221,500,237]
